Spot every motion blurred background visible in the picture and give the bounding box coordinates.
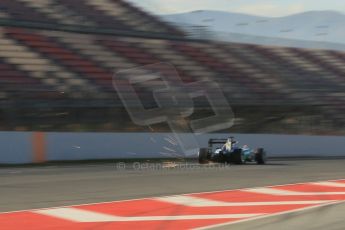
[0,0,344,135]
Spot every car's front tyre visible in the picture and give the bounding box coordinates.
[255,148,267,164]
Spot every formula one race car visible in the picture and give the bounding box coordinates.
[198,136,267,165]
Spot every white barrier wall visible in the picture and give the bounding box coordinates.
[0,132,32,164]
[0,132,345,164]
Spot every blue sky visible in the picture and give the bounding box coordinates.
[127,0,345,17]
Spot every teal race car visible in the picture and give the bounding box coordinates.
[198,136,267,165]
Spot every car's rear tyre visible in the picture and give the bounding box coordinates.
[198,148,209,164]
[255,148,266,165]
[230,149,245,164]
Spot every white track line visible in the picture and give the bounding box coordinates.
[246,187,345,196]
[2,178,344,215]
[311,181,345,187]
[155,195,334,207]
[33,207,263,222]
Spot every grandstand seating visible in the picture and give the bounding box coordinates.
[0,26,344,107]
[0,0,183,36]
[0,0,344,129]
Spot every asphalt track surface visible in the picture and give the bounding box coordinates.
[1,159,345,229]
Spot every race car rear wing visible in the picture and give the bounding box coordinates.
[208,139,227,147]
[208,137,235,147]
